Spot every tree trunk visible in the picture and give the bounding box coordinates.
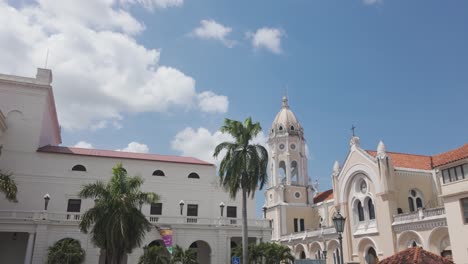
[242,189,249,264]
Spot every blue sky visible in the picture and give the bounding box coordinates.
[2,0,468,216]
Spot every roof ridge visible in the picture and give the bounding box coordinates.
[366,149,431,158]
[67,145,199,160]
[37,145,214,166]
[432,143,468,157]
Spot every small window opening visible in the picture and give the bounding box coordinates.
[152,170,165,176]
[188,172,200,179]
[72,164,86,172]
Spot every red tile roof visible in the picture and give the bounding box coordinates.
[432,144,468,167]
[366,151,433,170]
[37,145,214,166]
[379,247,453,264]
[313,189,334,203]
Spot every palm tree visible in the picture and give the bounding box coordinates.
[138,245,170,264]
[171,245,198,264]
[232,243,264,264]
[213,117,268,264]
[0,170,17,202]
[79,163,159,264]
[264,243,294,264]
[47,237,85,264]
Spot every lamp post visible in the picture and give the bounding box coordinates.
[179,200,185,215]
[43,193,50,210]
[219,202,225,217]
[332,210,346,264]
[262,205,267,219]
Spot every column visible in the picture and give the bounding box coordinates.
[226,236,231,264]
[32,225,48,264]
[286,154,291,185]
[23,232,35,264]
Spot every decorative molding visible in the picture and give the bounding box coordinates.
[393,218,447,233]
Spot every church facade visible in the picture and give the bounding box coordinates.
[264,97,467,264]
[0,69,271,264]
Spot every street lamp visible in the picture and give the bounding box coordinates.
[219,202,225,217]
[43,193,50,210]
[332,210,346,264]
[262,205,267,219]
[179,200,185,215]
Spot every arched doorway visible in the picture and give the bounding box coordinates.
[365,247,377,264]
[189,240,211,264]
[295,244,307,259]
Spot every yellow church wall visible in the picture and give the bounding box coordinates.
[394,172,437,214]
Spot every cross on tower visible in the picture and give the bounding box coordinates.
[351,125,356,137]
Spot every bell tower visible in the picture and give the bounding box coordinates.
[267,96,309,187]
[264,96,317,240]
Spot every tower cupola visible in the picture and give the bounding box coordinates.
[270,96,304,139]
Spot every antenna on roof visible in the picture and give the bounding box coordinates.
[44,48,49,68]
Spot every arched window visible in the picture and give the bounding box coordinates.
[357,201,365,222]
[300,251,306,259]
[279,126,283,130]
[365,247,377,264]
[72,164,86,172]
[397,208,403,214]
[408,197,415,212]
[152,170,165,176]
[368,199,375,220]
[188,172,200,179]
[416,198,423,209]
[412,241,417,248]
[408,189,423,212]
[290,126,295,130]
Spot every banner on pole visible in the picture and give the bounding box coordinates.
[159,227,173,254]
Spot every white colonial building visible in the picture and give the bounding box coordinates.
[0,69,271,264]
[264,97,467,264]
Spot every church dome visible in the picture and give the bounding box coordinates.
[270,96,303,137]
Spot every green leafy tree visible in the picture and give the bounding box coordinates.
[232,243,264,264]
[231,242,294,264]
[0,170,17,202]
[47,237,85,264]
[79,163,159,264]
[138,245,170,264]
[263,243,295,264]
[171,245,198,264]
[214,117,268,264]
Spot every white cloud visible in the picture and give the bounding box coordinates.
[171,127,267,166]
[121,0,184,10]
[192,19,235,48]
[363,0,383,5]
[117,141,150,153]
[248,27,284,54]
[73,141,94,149]
[0,0,227,130]
[197,91,229,113]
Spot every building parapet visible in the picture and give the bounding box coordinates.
[0,210,270,229]
[279,226,337,242]
[392,207,446,232]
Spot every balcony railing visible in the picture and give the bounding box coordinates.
[393,207,446,224]
[0,210,270,228]
[280,226,336,242]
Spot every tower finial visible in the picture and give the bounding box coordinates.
[282,95,289,108]
[351,124,356,137]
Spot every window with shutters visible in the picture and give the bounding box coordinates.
[150,203,162,215]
